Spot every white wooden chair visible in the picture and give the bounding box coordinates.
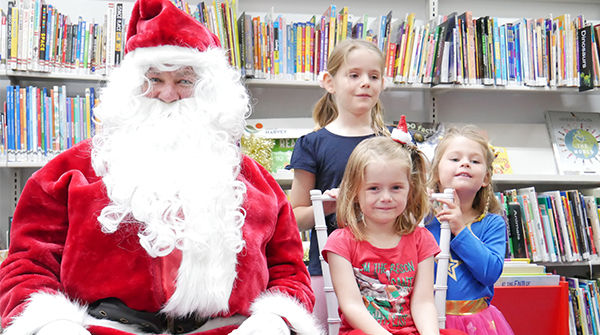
[310,188,453,333]
[310,189,341,335]
[428,188,454,329]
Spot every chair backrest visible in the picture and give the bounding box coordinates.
[428,188,454,329]
[310,189,341,335]
[310,188,452,332]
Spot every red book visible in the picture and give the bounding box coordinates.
[386,42,397,78]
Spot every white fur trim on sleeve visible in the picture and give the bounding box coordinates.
[250,292,324,335]
[3,292,142,335]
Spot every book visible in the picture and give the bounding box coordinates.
[495,274,561,287]
[544,111,600,175]
[578,24,594,92]
[517,187,550,262]
[506,200,528,259]
[502,263,546,274]
[491,146,513,174]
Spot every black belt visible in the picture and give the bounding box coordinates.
[88,297,208,334]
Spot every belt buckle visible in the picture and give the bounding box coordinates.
[166,315,208,334]
[167,316,182,334]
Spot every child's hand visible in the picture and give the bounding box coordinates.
[323,188,339,216]
[434,189,467,236]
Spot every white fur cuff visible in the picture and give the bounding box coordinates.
[3,292,139,335]
[250,292,324,335]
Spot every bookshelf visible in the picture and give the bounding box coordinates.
[0,0,599,334]
[1,0,600,270]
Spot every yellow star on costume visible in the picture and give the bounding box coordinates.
[447,256,461,281]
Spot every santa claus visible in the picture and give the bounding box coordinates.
[0,1,318,335]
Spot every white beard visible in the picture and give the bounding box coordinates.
[91,95,247,317]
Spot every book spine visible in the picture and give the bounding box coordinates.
[578,25,594,91]
[114,3,123,66]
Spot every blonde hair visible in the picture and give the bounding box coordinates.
[337,136,430,241]
[427,125,501,217]
[312,39,389,136]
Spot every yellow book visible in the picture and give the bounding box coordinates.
[338,7,348,42]
[223,1,236,67]
[295,22,303,80]
[229,0,241,70]
[304,17,313,80]
[492,146,513,174]
[328,6,336,59]
[402,13,416,80]
[10,6,19,67]
[502,264,546,274]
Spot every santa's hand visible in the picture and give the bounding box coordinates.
[229,312,291,335]
[36,320,90,335]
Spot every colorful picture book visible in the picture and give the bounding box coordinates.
[544,111,600,175]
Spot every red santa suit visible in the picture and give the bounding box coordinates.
[0,139,316,335]
[0,1,317,334]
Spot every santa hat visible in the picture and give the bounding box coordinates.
[391,115,413,145]
[125,0,221,54]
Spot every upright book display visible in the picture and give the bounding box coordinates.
[545,111,600,175]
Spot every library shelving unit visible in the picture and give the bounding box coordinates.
[2,2,600,328]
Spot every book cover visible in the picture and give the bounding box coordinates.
[517,187,550,262]
[114,3,123,66]
[566,190,592,260]
[578,24,594,92]
[491,146,513,174]
[541,193,568,262]
[432,13,456,86]
[542,190,575,262]
[507,201,528,259]
[544,111,600,175]
[502,263,545,274]
[538,195,559,262]
[495,274,560,287]
[583,196,600,257]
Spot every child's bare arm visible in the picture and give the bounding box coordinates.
[328,252,392,335]
[410,256,440,335]
[290,169,337,231]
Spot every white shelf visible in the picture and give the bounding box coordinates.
[2,70,106,82]
[493,174,600,188]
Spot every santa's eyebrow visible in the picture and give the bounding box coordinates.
[175,68,199,78]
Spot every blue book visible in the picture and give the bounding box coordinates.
[43,88,49,155]
[492,18,502,85]
[45,5,53,68]
[277,16,284,78]
[76,17,83,70]
[74,96,80,145]
[25,86,32,154]
[89,87,95,136]
[14,85,20,153]
[513,22,522,85]
[292,22,298,76]
[273,19,280,77]
[499,24,508,85]
[66,98,71,149]
[6,86,14,152]
[286,24,293,78]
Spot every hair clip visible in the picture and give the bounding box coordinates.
[489,144,500,159]
[391,115,413,145]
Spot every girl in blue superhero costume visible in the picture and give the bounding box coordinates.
[426,126,514,335]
